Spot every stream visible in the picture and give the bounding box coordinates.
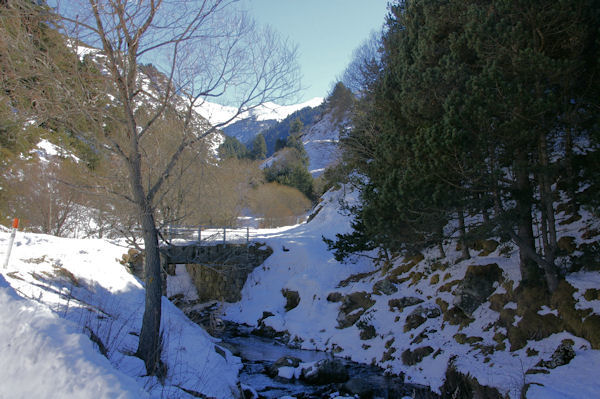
[214,322,439,399]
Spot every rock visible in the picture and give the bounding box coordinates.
[301,359,349,384]
[454,264,503,315]
[373,279,398,295]
[341,377,375,398]
[388,296,424,312]
[557,236,577,254]
[536,339,575,369]
[327,292,343,302]
[282,289,300,311]
[336,292,376,329]
[120,248,144,278]
[358,322,377,340]
[404,305,441,332]
[401,346,434,366]
[266,356,302,377]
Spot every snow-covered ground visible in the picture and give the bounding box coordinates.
[0,232,241,398]
[220,187,600,399]
[302,112,345,176]
[1,185,599,398]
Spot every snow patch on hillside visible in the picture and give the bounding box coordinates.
[302,112,346,176]
[222,185,600,399]
[0,232,241,398]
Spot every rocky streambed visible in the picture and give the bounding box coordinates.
[215,322,438,399]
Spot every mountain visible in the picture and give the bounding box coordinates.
[302,109,348,177]
[201,98,324,147]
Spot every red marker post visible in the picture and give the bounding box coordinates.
[3,218,19,269]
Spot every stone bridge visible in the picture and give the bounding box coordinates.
[159,242,273,302]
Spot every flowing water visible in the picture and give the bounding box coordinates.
[216,323,439,399]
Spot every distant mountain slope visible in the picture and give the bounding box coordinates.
[262,104,325,156]
[302,111,348,177]
[222,117,277,145]
[197,97,324,127]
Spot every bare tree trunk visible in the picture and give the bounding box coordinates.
[538,133,559,292]
[514,150,539,285]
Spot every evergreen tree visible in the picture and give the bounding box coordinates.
[250,133,267,160]
[218,136,248,159]
[334,0,600,292]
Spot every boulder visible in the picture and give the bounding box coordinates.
[301,359,349,385]
[282,289,300,311]
[341,378,375,398]
[373,279,398,295]
[336,292,376,329]
[388,296,424,312]
[266,356,302,378]
[404,305,441,332]
[536,339,575,369]
[454,264,503,315]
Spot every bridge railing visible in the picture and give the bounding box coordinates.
[160,225,257,245]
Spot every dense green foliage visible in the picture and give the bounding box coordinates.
[218,135,249,159]
[250,133,267,160]
[333,0,600,291]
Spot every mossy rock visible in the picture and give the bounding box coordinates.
[282,289,300,311]
[372,279,398,295]
[336,292,376,329]
[472,239,499,256]
[488,293,509,312]
[401,346,434,366]
[582,228,600,240]
[404,312,427,332]
[507,313,562,351]
[572,242,600,271]
[455,264,503,315]
[581,315,600,349]
[388,296,424,312]
[430,274,440,285]
[454,333,468,344]
[357,321,377,340]
[443,306,474,328]
[408,271,425,287]
[438,279,460,293]
[338,270,378,288]
[327,292,343,302]
[436,298,449,313]
[440,363,504,399]
[404,305,441,332]
[559,213,582,226]
[381,346,397,362]
[584,288,600,301]
[557,236,577,254]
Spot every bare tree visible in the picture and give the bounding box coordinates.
[54,0,300,376]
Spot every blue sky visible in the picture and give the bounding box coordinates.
[240,0,389,102]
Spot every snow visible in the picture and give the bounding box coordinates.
[0,231,241,398]
[196,97,324,127]
[219,185,600,399]
[302,112,345,177]
[1,179,599,398]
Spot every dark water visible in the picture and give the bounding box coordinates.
[217,323,438,399]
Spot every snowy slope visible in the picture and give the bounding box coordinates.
[222,186,600,398]
[302,112,346,177]
[196,98,324,127]
[0,232,241,398]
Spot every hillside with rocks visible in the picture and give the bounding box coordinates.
[220,186,600,398]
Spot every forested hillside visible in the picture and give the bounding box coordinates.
[332,0,600,293]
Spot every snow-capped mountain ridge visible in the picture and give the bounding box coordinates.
[197,97,324,127]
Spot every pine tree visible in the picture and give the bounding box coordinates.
[250,133,267,160]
